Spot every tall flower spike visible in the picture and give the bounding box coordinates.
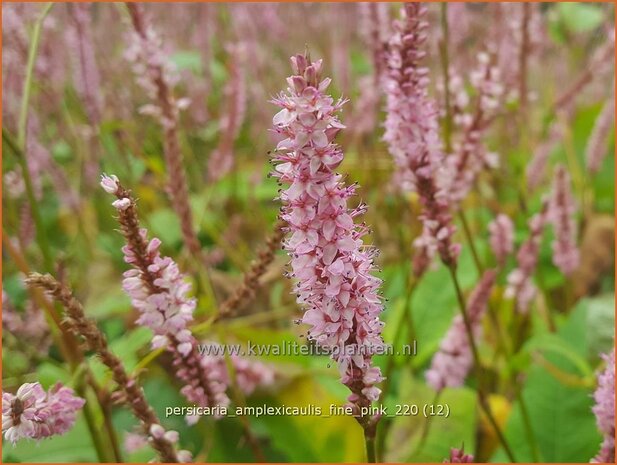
[548,165,580,276]
[271,53,386,425]
[526,122,562,192]
[505,201,549,313]
[443,51,503,206]
[208,42,247,182]
[25,273,189,463]
[586,99,615,174]
[2,382,85,444]
[426,269,496,391]
[488,213,514,266]
[591,349,615,463]
[100,174,230,416]
[383,4,459,273]
[125,3,202,263]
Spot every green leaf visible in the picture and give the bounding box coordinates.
[384,371,477,462]
[585,293,615,359]
[256,376,365,462]
[148,208,183,247]
[169,51,203,74]
[493,302,601,462]
[556,3,604,33]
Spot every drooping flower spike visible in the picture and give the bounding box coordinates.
[383,3,459,275]
[25,273,189,463]
[547,164,580,276]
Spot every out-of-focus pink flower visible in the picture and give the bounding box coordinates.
[124,431,148,453]
[208,42,247,182]
[444,446,474,463]
[488,213,514,266]
[591,349,615,463]
[548,165,579,276]
[65,3,102,125]
[426,269,496,391]
[383,4,459,273]
[505,201,549,313]
[2,291,51,355]
[271,53,385,410]
[2,382,85,444]
[526,122,562,192]
[442,52,502,205]
[586,100,615,174]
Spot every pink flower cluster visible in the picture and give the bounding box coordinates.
[271,54,385,405]
[443,52,502,205]
[547,165,579,276]
[383,4,459,273]
[505,201,549,313]
[526,122,562,192]
[591,349,615,463]
[208,42,248,182]
[2,382,85,444]
[124,9,190,127]
[586,100,615,174]
[488,213,514,266]
[426,269,496,391]
[444,447,474,463]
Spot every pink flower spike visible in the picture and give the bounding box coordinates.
[548,165,579,276]
[271,52,385,414]
[591,349,615,463]
[488,213,514,266]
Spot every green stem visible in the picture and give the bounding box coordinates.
[439,3,453,154]
[365,433,377,463]
[18,3,53,149]
[74,384,113,463]
[413,390,442,456]
[4,128,53,273]
[458,210,483,275]
[517,390,541,462]
[447,266,517,462]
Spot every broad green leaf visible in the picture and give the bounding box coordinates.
[492,302,601,462]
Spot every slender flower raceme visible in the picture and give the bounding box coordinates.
[2,382,85,444]
[586,99,615,174]
[25,274,188,463]
[548,165,580,276]
[271,53,386,428]
[591,349,615,463]
[488,213,514,266]
[65,3,102,126]
[383,4,459,274]
[208,42,247,182]
[100,175,230,416]
[526,122,562,191]
[505,201,549,313]
[125,3,202,262]
[426,269,496,391]
[443,52,502,205]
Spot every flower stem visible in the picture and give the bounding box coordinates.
[439,3,453,154]
[365,432,377,463]
[447,265,516,462]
